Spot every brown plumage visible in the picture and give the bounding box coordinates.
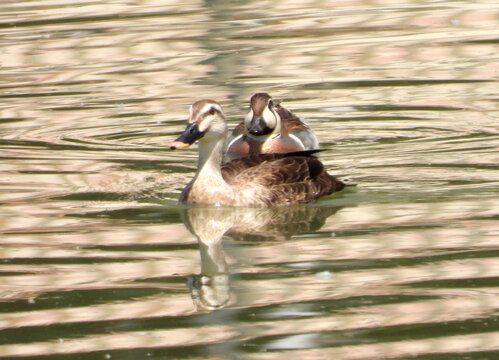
[170,99,344,207]
[226,92,320,159]
[221,152,344,205]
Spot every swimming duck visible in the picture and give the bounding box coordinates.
[170,99,344,207]
[225,92,319,159]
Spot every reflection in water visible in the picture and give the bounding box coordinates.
[183,207,231,311]
[182,205,341,311]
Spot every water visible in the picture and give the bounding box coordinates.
[1,0,498,359]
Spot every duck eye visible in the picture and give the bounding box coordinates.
[268,99,273,107]
[209,107,216,115]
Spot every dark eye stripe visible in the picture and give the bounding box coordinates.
[206,106,222,117]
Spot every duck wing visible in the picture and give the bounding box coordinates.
[246,156,319,186]
[260,156,344,204]
[277,105,319,150]
[222,150,324,182]
[276,104,299,122]
[222,153,344,205]
[221,153,278,181]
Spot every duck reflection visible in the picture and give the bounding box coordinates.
[181,205,342,311]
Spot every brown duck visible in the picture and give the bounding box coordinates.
[225,92,319,159]
[170,99,344,207]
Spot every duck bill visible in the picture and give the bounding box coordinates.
[248,116,273,136]
[170,122,205,149]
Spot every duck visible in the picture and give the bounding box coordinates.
[225,92,319,159]
[170,99,344,207]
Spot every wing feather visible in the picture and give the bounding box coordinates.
[222,152,344,206]
[277,105,309,130]
[277,105,319,150]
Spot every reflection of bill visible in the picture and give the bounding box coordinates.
[187,272,231,312]
[181,205,342,311]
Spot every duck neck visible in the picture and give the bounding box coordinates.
[195,135,226,184]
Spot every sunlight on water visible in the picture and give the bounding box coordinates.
[0,0,498,359]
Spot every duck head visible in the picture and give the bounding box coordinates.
[170,99,226,149]
[245,92,281,138]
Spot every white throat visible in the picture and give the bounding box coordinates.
[195,132,227,185]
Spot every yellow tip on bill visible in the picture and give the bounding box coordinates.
[170,141,191,149]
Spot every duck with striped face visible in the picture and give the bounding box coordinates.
[170,100,226,150]
[226,92,320,159]
[244,93,280,138]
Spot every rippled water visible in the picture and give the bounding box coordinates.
[1,1,498,359]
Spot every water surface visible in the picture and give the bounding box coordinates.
[0,1,498,359]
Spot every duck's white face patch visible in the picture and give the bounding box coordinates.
[189,104,194,122]
[244,104,278,132]
[197,103,224,133]
[262,105,277,130]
